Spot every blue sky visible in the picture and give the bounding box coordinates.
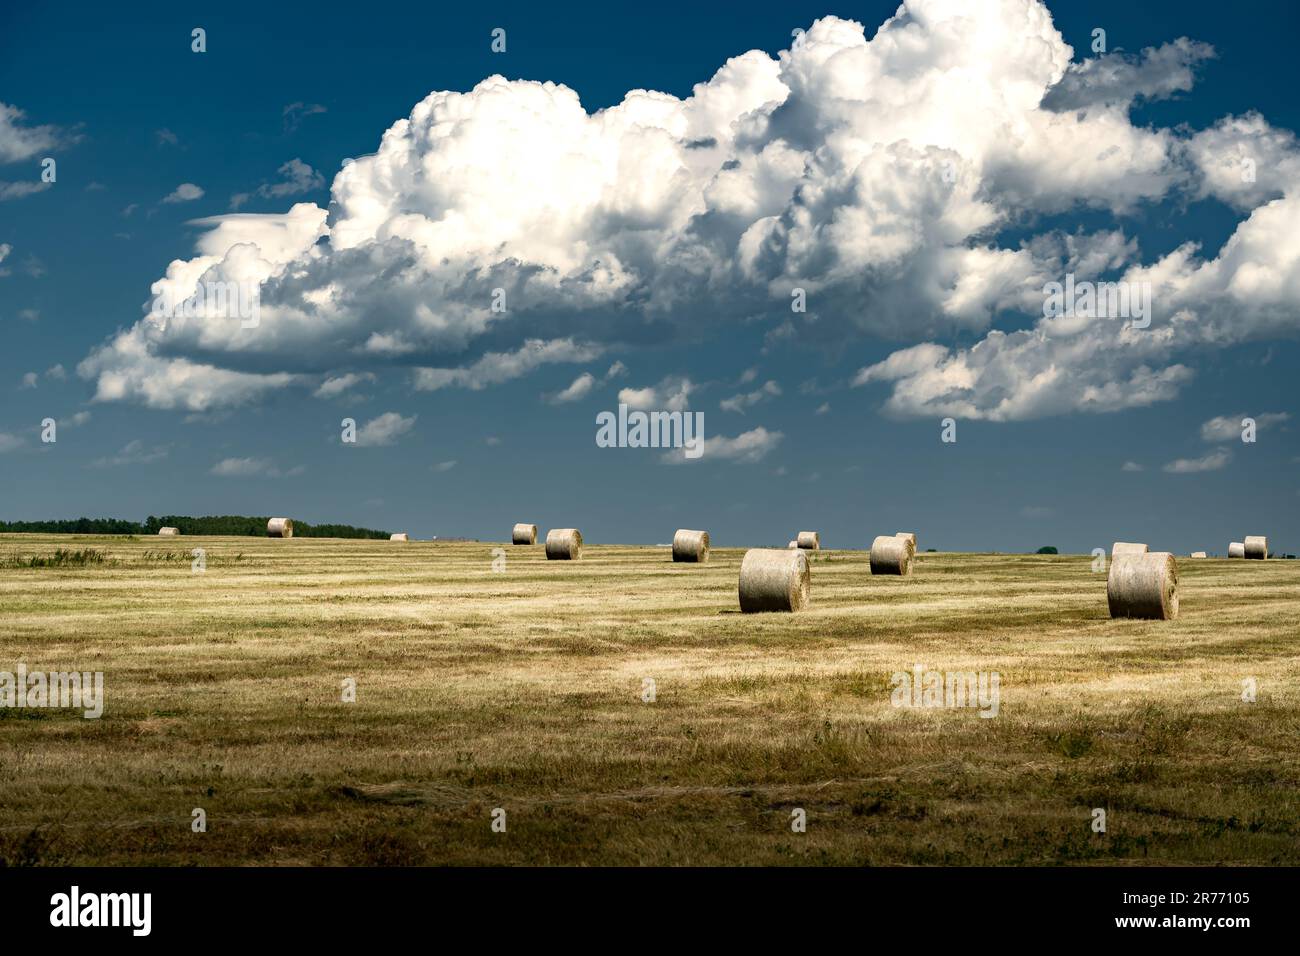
[0,0,1296,552]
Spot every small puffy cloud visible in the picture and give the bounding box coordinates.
[546,372,596,404]
[431,459,458,472]
[618,386,657,409]
[1184,112,1300,211]
[604,361,627,380]
[1200,411,1288,442]
[415,339,603,392]
[0,101,77,163]
[232,159,325,210]
[815,402,830,415]
[664,425,782,464]
[67,410,91,427]
[1163,448,1232,473]
[210,456,303,477]
[45,364,66,381]
[355,411,416,446]
[0,181,50,201]
[0,243,10,265]
[162,183,204,204]
[211,457,268,477]
[93,439,169,468]
[720,379,780,413]
[19,372,37,389]
[485,436,501,446]
[314,372,374,398]
[260,159,323,198]
[1121,460,1144,472]
[705,426,783,463]
[155,128,180,147]
[619,376,694,412]
[283,102,327,133]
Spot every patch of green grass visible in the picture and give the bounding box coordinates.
[1,548,112,569]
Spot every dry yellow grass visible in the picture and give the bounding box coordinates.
[1,533,1298,866]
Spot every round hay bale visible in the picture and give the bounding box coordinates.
[1190,551,1207,558]
[895,532,917,549]
[1244,535,1268,560]
[545,528,582,560]
[1111,541,1148,556]
[511,523,538,545]
[787,540,798,549]
[157,527,180,536]
[672,529,709,563]
[390,533,409,542]
[738,548,810,612]
[1107,552,1178,620]
[870,534,915,576]
[1228,541,1245,558]
[796,531,820,550]
[267,517,294,538]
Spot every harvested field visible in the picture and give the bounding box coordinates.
[1,534,1297,866]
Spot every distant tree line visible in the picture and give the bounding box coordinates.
[0,516,390,539]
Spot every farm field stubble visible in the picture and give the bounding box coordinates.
[1,533,1297,866]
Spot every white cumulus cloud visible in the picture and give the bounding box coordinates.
[163,183,205,204]
[1163,449,1232,473]
[0,101,76,163]
[663,425,782,464]
[619,376,694,412]
[1199,411,1288,442]
[354,411,416,446]
[70,0,1300,424]
[210,456,304,477]
[720,380,781,413]
[546,372,596,404]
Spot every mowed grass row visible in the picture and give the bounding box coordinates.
[1,533,1297,865]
